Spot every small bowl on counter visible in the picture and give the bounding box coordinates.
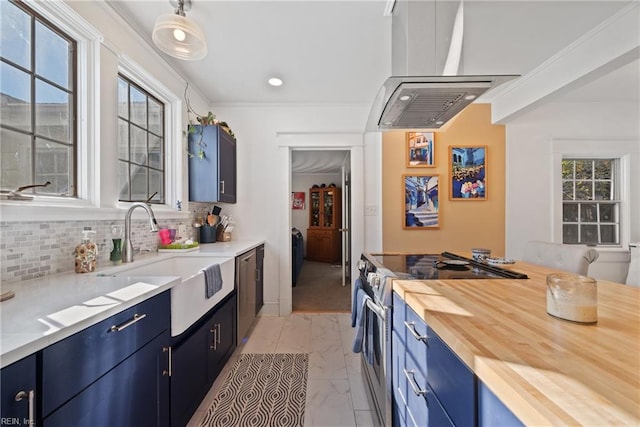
[471,248,491,262]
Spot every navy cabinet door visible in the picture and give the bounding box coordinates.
[208,293,237,383]
[188,125,237,203]
[217,127,236,203]
[0,355,36,424]
[42,330,170,427]
[170,316,212,427]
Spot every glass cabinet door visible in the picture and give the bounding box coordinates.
[324,191,334,227]
[310,191,321,227]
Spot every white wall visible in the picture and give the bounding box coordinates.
[210,104,370,314]
[291,173,341,250]
[505,100,640,283]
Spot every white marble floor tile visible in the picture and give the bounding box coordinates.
[348,374,370,411]
[311,314,344,353]
[354,410,375,427]
[305,379,356,427]
[240,315,284,353]
[276,313,312,353]
[308,343,348,380]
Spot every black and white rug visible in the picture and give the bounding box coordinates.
[200,353,309,427]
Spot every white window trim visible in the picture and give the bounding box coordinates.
[117,54,184,214]
[0,1,189,222]
[552,139,638,251]
[0,0,101,220]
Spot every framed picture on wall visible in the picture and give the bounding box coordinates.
[403,174,439,229]
[450,146,487,200]
[291,192,305,209]
[406,132,435,167]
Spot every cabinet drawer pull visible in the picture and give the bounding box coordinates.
[163,346,172,376]
[15,390,35,424]
[220,180,225,194]
[216,323,221,344]
[403,369,427,397]
[404,321,427,342]
[210,327,217,350]
[110,313,147,332]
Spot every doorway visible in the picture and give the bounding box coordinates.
[276,133,364,316]
[291,150,350,312]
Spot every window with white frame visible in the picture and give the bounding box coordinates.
[0,0,77,197]
[561,158,620,245]
[117,74,165,204]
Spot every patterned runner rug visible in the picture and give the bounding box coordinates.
[200,353,309,427]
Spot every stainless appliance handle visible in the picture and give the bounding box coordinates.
[365,298,386,321]
[403,321,427,342]
[15,390,35,425]
[109,313,146,332]
[403,369,427,396]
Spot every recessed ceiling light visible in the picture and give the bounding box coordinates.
[465,94,477,100]
[399,95,411,101]
[268,77,283,87]
[435,121,444,125]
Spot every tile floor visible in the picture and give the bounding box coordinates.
[187,313,374,427]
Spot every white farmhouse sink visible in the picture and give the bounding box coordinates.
[99,255,235,336]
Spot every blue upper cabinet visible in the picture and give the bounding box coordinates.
[188,125,237,203]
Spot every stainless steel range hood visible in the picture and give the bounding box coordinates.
[367,74,518,130]
[366,0,518,131]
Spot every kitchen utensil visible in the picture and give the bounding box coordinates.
[207,214,215,226]
[212,206,222,215]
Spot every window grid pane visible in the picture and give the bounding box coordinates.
[117,74,165,204]
[0,1,76,197]
[561,157,620,246]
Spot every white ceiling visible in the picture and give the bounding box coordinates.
[109,0,638,106]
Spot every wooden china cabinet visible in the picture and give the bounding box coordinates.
[307,186,342,263]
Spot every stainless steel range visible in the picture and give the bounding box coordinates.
[356,252,527,427]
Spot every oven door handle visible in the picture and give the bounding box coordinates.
[365,298,386,321]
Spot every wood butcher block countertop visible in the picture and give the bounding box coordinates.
[393,261,640,426]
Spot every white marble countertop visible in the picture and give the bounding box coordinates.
[0,239,264,369]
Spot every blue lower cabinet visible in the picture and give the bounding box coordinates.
[427,326,476,427]
[0,355,36,424]
[478,381,524,427]
[41,291,170,417]
[171,292,237,427]
[42,330,170,427]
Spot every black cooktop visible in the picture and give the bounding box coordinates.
[369,252,528,280]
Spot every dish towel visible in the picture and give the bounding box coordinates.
[202,263,223,299]
[352,288,371,355]
[351,277,363,327]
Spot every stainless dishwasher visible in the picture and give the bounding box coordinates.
[236,248,257,343]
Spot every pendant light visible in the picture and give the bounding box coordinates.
[152,0,207,61]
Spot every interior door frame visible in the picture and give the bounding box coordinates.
[277,133,364,316]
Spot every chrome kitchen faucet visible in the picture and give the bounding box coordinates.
[122,202,159,263]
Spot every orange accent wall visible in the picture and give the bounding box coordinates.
[382,104,506,256]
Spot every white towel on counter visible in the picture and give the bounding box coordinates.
[202,263,223,298]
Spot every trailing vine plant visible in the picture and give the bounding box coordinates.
[183,83,235,160]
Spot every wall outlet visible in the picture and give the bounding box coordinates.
[178,224,187,238]
[365,205,378,216]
